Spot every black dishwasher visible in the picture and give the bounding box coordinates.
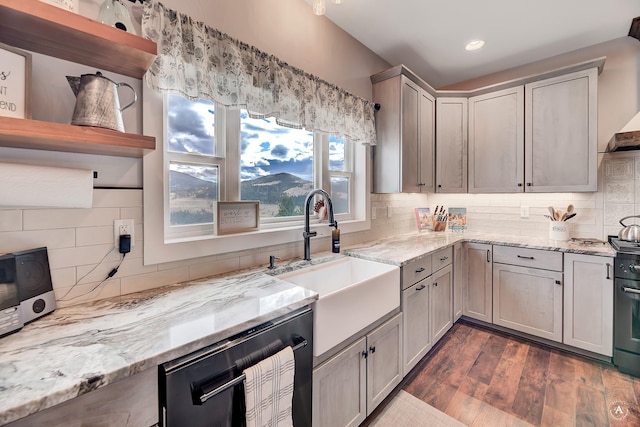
[159,307,313,427]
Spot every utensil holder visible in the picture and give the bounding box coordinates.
[433,220,447,232]
[549,222,569,241]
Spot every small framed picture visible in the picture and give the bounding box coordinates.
[215,201,260,235]
[0,42,31,119]
[414,207,432,231]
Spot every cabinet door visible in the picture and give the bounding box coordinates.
[468,87,524,193]
[313,337,367,427]
[564,254,614,356]
[372,75,435,193]
[402,278,431,375]
[400,77,422,193]
[366,313,402,415]
[453,243,463,321]
[431,264,453,343]
[418,89,435,192]
[436,97,468,193]
[524,68,598,192]
[462,243,493,322]
[493,263,563,342]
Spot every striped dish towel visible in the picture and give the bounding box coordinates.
[243,346,295,427]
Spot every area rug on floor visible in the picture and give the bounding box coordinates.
[370,390,467,427]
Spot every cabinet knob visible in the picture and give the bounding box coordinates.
[438,184,442,188]
[433,282,438,287]
[526,183,532,186]
[369,346,376,354]
[362,350,368,359]
[555,280,562,285]
[440,256,448,261]
[517,183,523,187]
[417,182,425,187]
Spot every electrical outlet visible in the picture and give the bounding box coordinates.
[520,206,529,219]
[387,206,393,218]
[114,219,135,248]
[371,207,377,220]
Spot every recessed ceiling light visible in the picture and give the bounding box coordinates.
[465,40,485,51]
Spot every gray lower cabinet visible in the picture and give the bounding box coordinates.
[7,368,158,427]
[462,242,493,322]
[312,313,403,427]
[563,253,614,356]
[402,276,431,376]
[431,264,453,343]
[492,246,564,343]
[453,243,463,321]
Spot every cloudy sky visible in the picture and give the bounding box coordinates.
[167,94,345,183]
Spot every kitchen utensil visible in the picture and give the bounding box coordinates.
[618,215,640,242]
[553,210,561,221]
[66,71,137,132]
[548,206,556,219]
[97,0,137,34]
[563,213,577,221]
[566,204,574,214]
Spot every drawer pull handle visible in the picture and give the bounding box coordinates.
[362,350,368,359]
[415,267,426,273]
[416,284,426,291]
[486,250,491,263]
[369,346,376,354]
[623,287,640,295]
[606,263,611,280]
[440,256,448,261]
[555,280,562,285]
[517,255,535,260]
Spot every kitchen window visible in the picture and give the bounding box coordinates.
[141,2,373,265]
[144,87,369,265]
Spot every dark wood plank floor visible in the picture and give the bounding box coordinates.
[399,321,640,427]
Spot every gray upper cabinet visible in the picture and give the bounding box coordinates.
[468,87,524,193]
[525,68,598,192]
[436,97,468,193]
[372,72,435,193]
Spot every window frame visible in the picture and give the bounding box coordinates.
[142,86,370,266]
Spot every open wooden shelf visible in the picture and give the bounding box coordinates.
[0,0,157,157]
[0,0,157,79]
[0,116,155,157]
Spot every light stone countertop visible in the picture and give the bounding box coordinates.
[0,232,615,425]
[0,262,329,425]
[344,231,615,266]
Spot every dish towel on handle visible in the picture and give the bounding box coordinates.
[243,346,295,427]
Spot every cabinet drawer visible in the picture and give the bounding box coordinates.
[401,255,432,290]
[432,246,453,272]
[493,245,562,271]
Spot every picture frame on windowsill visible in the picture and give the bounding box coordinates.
[215,201,260,235]
[0,42,31,120]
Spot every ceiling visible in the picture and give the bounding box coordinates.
[317,0,640,88]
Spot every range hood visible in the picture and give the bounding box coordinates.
[608,17,640,152]
[607,111,640,152]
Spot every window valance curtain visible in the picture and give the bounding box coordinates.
[141,0,377,145]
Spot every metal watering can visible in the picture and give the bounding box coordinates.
[66,71,137,132]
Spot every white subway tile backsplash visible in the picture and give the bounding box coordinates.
[120,267,190,295]
[0,229,76,253]
[24,207,120,230]
[0,210,22,232]
[93,189,142,208]
[76,225,113,247]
